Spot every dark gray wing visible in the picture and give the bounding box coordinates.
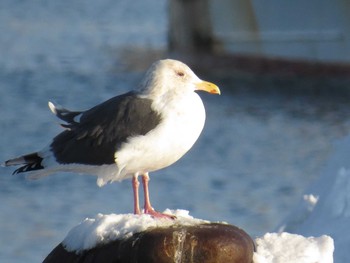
[50,91,162,165]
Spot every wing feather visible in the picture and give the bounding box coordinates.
[50,92,162,165]
[48,101,83,128]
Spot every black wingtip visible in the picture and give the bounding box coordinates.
[13,162,44,174]
[5,152,44,174]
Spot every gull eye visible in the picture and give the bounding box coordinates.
[176,71,185,77]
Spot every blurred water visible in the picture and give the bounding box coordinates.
[1,1,350,262]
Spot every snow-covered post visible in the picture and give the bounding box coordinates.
[43,210,255,263]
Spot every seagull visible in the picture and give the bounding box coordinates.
[4,59,220,218]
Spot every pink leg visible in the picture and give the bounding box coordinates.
[141,173,175,219]
[132,174,141,215]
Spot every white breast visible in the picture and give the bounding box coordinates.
[115,92,206,179]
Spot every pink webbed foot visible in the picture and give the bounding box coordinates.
[144,207,176,220]
[132,172,176,219]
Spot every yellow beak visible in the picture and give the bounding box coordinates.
[195,80,221,95]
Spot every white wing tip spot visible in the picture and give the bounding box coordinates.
[48,101,57,115]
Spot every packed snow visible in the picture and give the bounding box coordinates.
[63,209,210,252]
[253,232,333,263]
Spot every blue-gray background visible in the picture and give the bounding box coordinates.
[1,1,349,262]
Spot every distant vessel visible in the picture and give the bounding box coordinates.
[170,0,350,64]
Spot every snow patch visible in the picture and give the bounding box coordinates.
[253,232,334,263]
[62,209,210,253]
[303,194,319,211]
